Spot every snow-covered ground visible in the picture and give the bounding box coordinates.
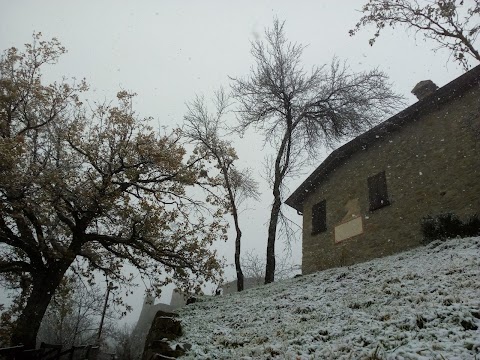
[177,237,480,359]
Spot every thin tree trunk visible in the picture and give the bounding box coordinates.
[222,165,244,292]
[10,267,67,348]
[72,302,83,346]
[265,113,293,285]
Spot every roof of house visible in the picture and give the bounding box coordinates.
[285,64,480,213]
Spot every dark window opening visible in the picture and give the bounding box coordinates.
[368,171,390,211]
[312,200,327,235]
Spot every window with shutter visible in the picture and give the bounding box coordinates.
[368,171,390,211]
[312,200,327,235]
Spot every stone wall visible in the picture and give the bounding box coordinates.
[141,311,189,360]
[302,86,480,274]
[132,292,187,360]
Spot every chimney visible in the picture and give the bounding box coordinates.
[411,80,438,100]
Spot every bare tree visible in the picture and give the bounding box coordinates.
[350,0,480,70]
[241,250,300,282]
[231,19,403,284]
[111,324,137,360]
[183,90,260,291]
[37,276,115,348]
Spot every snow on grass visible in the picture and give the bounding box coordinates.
[177,237,480,359]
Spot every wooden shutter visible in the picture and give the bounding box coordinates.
[368,171,390,211]
[312,200,327,235]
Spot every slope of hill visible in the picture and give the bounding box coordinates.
[177,237,480,359]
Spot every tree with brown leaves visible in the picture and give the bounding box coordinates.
[0,34,225,348]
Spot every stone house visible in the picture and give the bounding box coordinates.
[286,65,480,275]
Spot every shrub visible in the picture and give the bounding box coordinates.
[421,213,480,244]
[463,214,480,237]
[437,213,463,239]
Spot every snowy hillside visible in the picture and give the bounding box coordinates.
[177,237,480,359]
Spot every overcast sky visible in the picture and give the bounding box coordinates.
[0,0,469,325]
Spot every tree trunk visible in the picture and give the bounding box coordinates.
[265,116,292,285]
[221,161,245,292]
[228,181,244,292]
[233,213,244,292]
[265,184,282,284]
[10,267,67,348]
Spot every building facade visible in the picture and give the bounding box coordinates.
[286,66,480,274]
